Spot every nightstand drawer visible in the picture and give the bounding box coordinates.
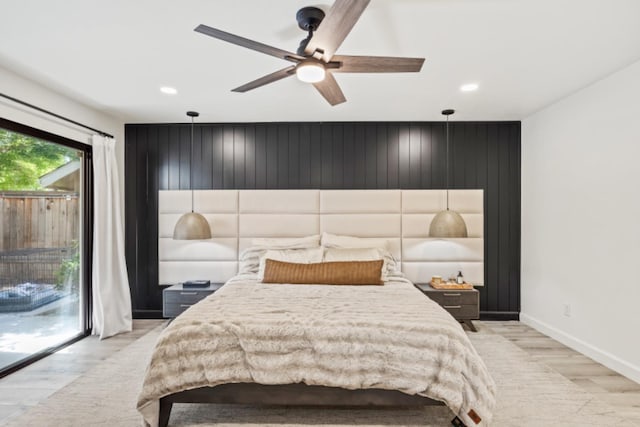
[164,289,214,304]
[425,291,477,305]
[162,283,224,318]
[440,304,479,320]
[163,302,194,318]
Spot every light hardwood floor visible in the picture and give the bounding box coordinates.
[0,320,638,425]
[483,321,640,423]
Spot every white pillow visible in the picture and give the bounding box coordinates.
[238,246,266,274]
[323,247,398,279]
[322,247,382,262]
[321,232,390,251]
[258,247,324,280]
[251,235,320,250]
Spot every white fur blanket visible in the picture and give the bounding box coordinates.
[137,276,495,426]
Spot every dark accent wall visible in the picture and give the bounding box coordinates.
[125,121,521,319]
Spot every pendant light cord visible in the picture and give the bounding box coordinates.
[445,113,450,211]
[190,115,195,213]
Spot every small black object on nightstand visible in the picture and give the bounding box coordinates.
[183,279,211,288]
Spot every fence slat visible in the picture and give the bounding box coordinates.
[0,193,78,252]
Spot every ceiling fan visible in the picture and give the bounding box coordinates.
[194,0,425,106]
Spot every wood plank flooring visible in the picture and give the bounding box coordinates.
[0,320,638,425]
[483,321,640,423]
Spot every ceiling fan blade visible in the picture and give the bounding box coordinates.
[332,55,425,73]
[231,66,297,93]
[195,24,304,62]
[304,0,370,62]
[312,72,346,106]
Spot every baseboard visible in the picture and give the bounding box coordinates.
[480,311,519,321]
[520,313,640,384]
[133,309,164,319]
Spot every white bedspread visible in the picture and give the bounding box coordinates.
[137,275,496,426]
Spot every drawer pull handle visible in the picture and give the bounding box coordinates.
[443,293,461,296]
[180,304,192,308]
[180,292,198,295]
[444,305,462,309]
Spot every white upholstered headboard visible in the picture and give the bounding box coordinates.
[158,189,484,285]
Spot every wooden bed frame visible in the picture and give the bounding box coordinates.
[159,383,444,427]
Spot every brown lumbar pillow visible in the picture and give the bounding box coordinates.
[262,259,384,285]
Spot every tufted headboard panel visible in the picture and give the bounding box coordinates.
[158,189,483,285]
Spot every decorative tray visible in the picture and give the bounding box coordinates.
[430,281,474,290]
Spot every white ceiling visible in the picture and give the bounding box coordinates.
[1,0,639,123]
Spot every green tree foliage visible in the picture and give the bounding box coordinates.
[0,129,77,190]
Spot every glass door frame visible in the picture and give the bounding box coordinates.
[0,117,93,378]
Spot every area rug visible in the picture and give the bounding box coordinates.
[5,323,637,427]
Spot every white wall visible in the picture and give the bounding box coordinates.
[0,65,125,218]
[521,60,640,383]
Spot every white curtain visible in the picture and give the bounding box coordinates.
[91,135,132,339]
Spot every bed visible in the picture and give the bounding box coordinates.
[138,190,494,426]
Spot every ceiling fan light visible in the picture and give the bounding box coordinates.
[296,62,325,83]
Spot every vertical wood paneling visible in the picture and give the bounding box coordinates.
[398,125,410,188]
[332,124,344,189]
[409,123,421,189]
[365,125,377,189]
[245,125,256,189]
[309,123,322,188]
[497,125,511,312]
[376,124,387,189]
[233,126,245,189]
[343,124,355,188]
[431,124,445,189]
[420,125,432,189]
[223,126,234,189]
[192,125,203,189]
[387,124,399,189]
[212,127,223,189]
[254,124,266,189]
[353,124,366,188]
[475,124,489,311]
[266,125,278,188]
[509,124,521,313]
[321,125,332,188]
[179,126,190,189]
[168,127,180,190]
[299,124,311,188]
[158,126,169,190]
[486,123,500,313]
[277,124,289,188]
[288,125,299,189]
[200,126,213,189]
[125,121,521,318]
[135,126,150,308]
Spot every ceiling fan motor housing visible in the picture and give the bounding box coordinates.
[296,7,326,55]
[296,7,325,31]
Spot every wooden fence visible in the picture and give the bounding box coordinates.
[0,191,79,252]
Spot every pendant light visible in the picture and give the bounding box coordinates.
[173,111,212,240]
[429,109,468,238]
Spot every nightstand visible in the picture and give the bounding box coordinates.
[162,283,223,318]
[414,283,479,332]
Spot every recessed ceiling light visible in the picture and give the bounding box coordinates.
[460,83,479,92]
[160,86,178,95]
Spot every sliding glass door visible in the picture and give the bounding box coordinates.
[0,118,91,376]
